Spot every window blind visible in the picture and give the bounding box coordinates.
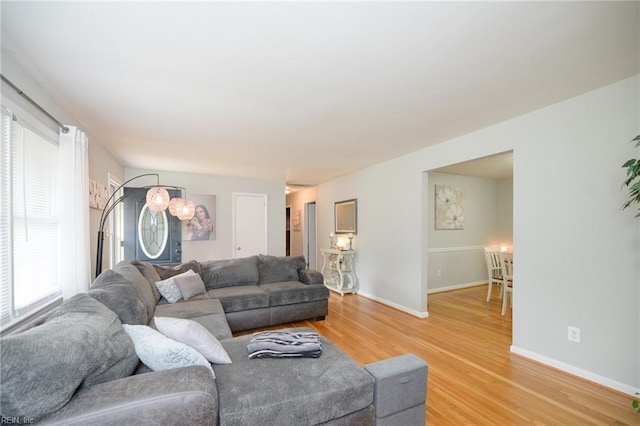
[1,108,13,326]
[1,106,61,327]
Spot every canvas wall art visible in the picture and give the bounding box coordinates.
[183,194,216,241]
[89,179,108,210]
[435,185,465,230]
[293,209,301,231]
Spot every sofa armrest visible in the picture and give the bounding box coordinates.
[364,354,428,426]
[298,269,324,285]
[40,366,217,426]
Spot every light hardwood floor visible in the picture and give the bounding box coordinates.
[242,285,638,425]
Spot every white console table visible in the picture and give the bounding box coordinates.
[320,249,357,296]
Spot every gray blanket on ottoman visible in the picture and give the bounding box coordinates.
[247,331,322,359]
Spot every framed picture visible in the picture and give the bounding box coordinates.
[335,199,357,234]
[183,194,216,241]
[89,179,108,210]
[435,185,465,230]
[293,209,301,231]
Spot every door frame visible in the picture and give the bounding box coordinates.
[303,201,317,269]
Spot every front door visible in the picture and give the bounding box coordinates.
[123,187,182,264]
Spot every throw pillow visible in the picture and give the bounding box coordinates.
[155,270,195,303]
[173,272,207,300]
[154,316,232,364]
[122,324,214,377]
[153,260,201,280]
[130,259,163,302]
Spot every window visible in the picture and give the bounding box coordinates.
[1,106,62,328]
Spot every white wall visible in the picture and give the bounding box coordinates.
[126,168,286,262]
[317,76,639,393]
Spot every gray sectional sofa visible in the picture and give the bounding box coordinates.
[0,255,428,425]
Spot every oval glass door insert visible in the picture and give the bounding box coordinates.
[137,204,169,259]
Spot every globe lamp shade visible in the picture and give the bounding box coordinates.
[168,197,183,216]
[146,187,170,211]
[177,199,196,220]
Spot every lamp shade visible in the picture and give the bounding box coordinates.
[146,187,170,211]
[176,199,196,220]
[168,197,183,216]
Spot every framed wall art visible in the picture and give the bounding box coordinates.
[435,185,465,230]
[183,194,216,241]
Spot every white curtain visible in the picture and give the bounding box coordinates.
[59,126,91,298]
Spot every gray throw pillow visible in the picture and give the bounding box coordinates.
[0,294,138,421]
[130,259,163,302]
[153,260,201,280]
[155,274,184,304]
[173,272,207,300]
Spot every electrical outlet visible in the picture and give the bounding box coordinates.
[437,270,442,277]
[568,326,580,343]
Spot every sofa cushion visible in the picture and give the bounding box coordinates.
[0,294,138,421]
[123,324,214,377]
[213,327,374,425]
[154,298,223,318]
[154,317,232,364]
[114,260,157,319]
[152,298,232,341]
[257,254,306,284]
[130,259,163,302]
[206,285,269,313]
[259,281,330,306]
[154,260,201,280]
[199,256,259,290]
[90,269,149,325]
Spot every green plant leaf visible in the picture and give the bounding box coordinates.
[621,136,640,213]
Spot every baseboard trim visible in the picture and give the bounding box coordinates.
[510,345,639,396]
[427,281,486,294]
[357,291,429,319]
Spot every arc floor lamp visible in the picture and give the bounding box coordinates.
[95,173,195,276]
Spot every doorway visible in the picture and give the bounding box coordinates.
[286,206,291,256]
[304,202,317,269]
[424,151,513,319]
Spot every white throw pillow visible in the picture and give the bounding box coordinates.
[154,316,232,364]
[155,270,195,303]
[122,324,214,377]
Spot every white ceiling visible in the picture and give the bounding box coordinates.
[1,2,638,185]
[433,151,513,180]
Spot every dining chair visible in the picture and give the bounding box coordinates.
[500,252,513,316]
[483,247,503,301]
